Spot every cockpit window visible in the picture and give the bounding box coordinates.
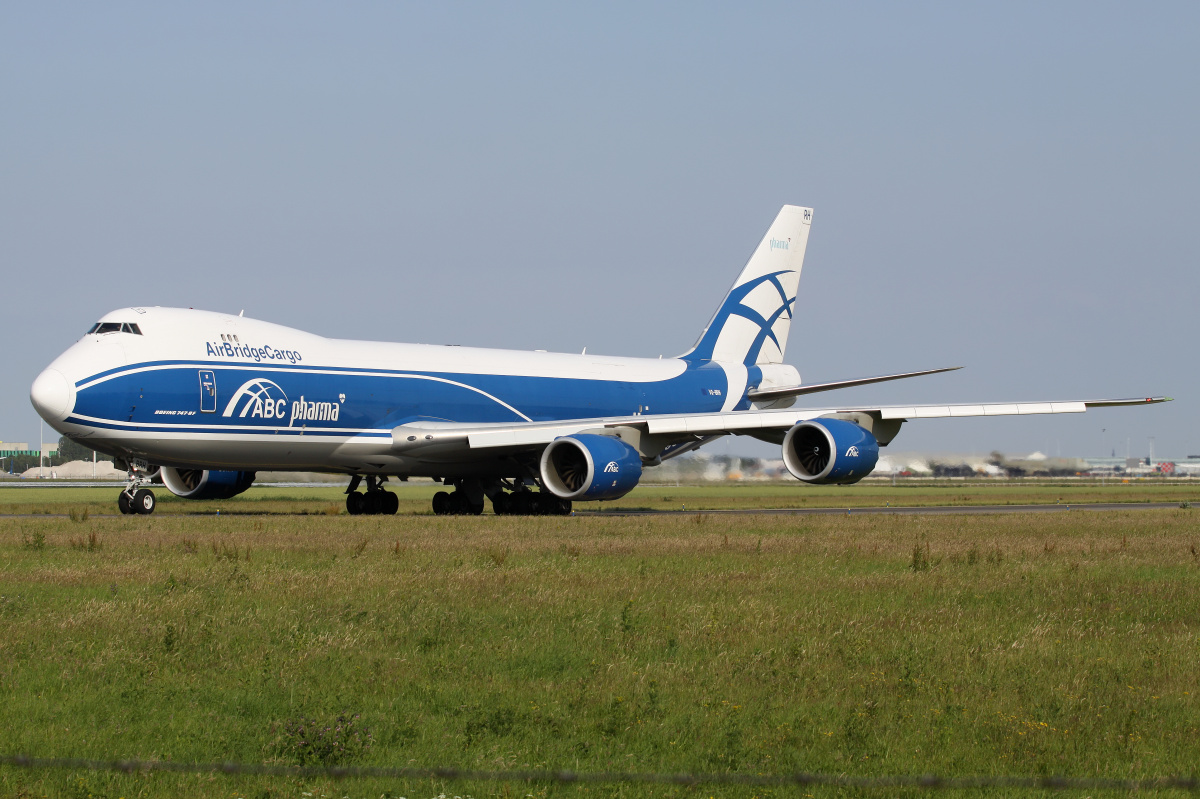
[88,322,142,335]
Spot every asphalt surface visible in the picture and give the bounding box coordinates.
[575,502,1185,517]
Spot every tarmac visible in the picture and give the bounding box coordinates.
[576,502,1184,517]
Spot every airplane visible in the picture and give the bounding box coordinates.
[29,205,1169,516]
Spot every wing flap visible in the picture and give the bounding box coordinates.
[878,401,1091,420]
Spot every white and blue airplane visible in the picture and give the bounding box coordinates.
[30,205,1168,515]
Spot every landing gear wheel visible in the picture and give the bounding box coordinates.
[432,491,451,516]
[363,492,382,516]
[346,492,364,515]
[132,489,156,515]
[118,491,132,515]
[534,492,558,516]
[491,492,511,515]
[534,493,570,516]
[509,491,533,516]
[382,491,399,515]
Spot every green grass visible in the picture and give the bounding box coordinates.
[0,479,1196,518]
[1,502,1198,797]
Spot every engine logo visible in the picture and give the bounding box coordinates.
[603,461,620,473]
[845,446,860,457]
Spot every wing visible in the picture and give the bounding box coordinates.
[390,396,1171,459]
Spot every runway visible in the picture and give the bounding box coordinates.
[575,502,1185,517]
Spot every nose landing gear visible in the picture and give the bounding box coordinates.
[344,475,399,516]
[118,460,158,515]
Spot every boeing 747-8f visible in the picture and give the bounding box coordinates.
[30,206,1169,515]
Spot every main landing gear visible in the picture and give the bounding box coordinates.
[345,475,399,516]
[490,489,571,516]
[118,461,158,515]
[429,479,572,516]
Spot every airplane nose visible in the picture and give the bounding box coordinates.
[31,368,73,422]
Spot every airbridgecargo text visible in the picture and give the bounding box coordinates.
[205,341,303,364]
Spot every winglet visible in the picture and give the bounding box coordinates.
[1083,397,1172,408]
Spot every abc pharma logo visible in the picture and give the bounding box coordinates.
[222,378,290,421]
[222,378,344,425]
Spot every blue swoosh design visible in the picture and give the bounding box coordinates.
[685,270,795,366]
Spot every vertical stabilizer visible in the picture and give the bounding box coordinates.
[683,205,812,365]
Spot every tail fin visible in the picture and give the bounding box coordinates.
[682,205,812,365]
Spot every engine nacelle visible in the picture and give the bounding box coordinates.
[161,467,256,500]
[782,419,879,485]
[540,434,642,501]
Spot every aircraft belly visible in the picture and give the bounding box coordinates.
[117,429,499,477]
[121,437,338,471]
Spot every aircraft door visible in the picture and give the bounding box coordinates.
[199,370,217,413]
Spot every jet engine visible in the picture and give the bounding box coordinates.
[161,467,257,500]
[782,418,879,485]
[540,433,643,501]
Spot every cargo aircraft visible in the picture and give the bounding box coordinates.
[30,206,1168,515]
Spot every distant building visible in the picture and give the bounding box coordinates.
[0,441,54,457]
[1083,455,1200,476]
[0,442,56,468]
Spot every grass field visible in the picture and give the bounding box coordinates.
[1,486,1198,797]
[0,479,1196,517]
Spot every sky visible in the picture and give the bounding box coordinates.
[2,2,1197,461]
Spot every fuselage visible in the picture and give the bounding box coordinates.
[32,307,793,476]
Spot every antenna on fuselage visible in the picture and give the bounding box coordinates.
[239,310,244,317]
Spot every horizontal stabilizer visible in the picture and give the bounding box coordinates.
[748,366,962,402]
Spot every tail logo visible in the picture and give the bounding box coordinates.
[686,270,796,365]
[769,238,790,251]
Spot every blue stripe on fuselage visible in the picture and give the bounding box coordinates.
[71,359,734,432]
